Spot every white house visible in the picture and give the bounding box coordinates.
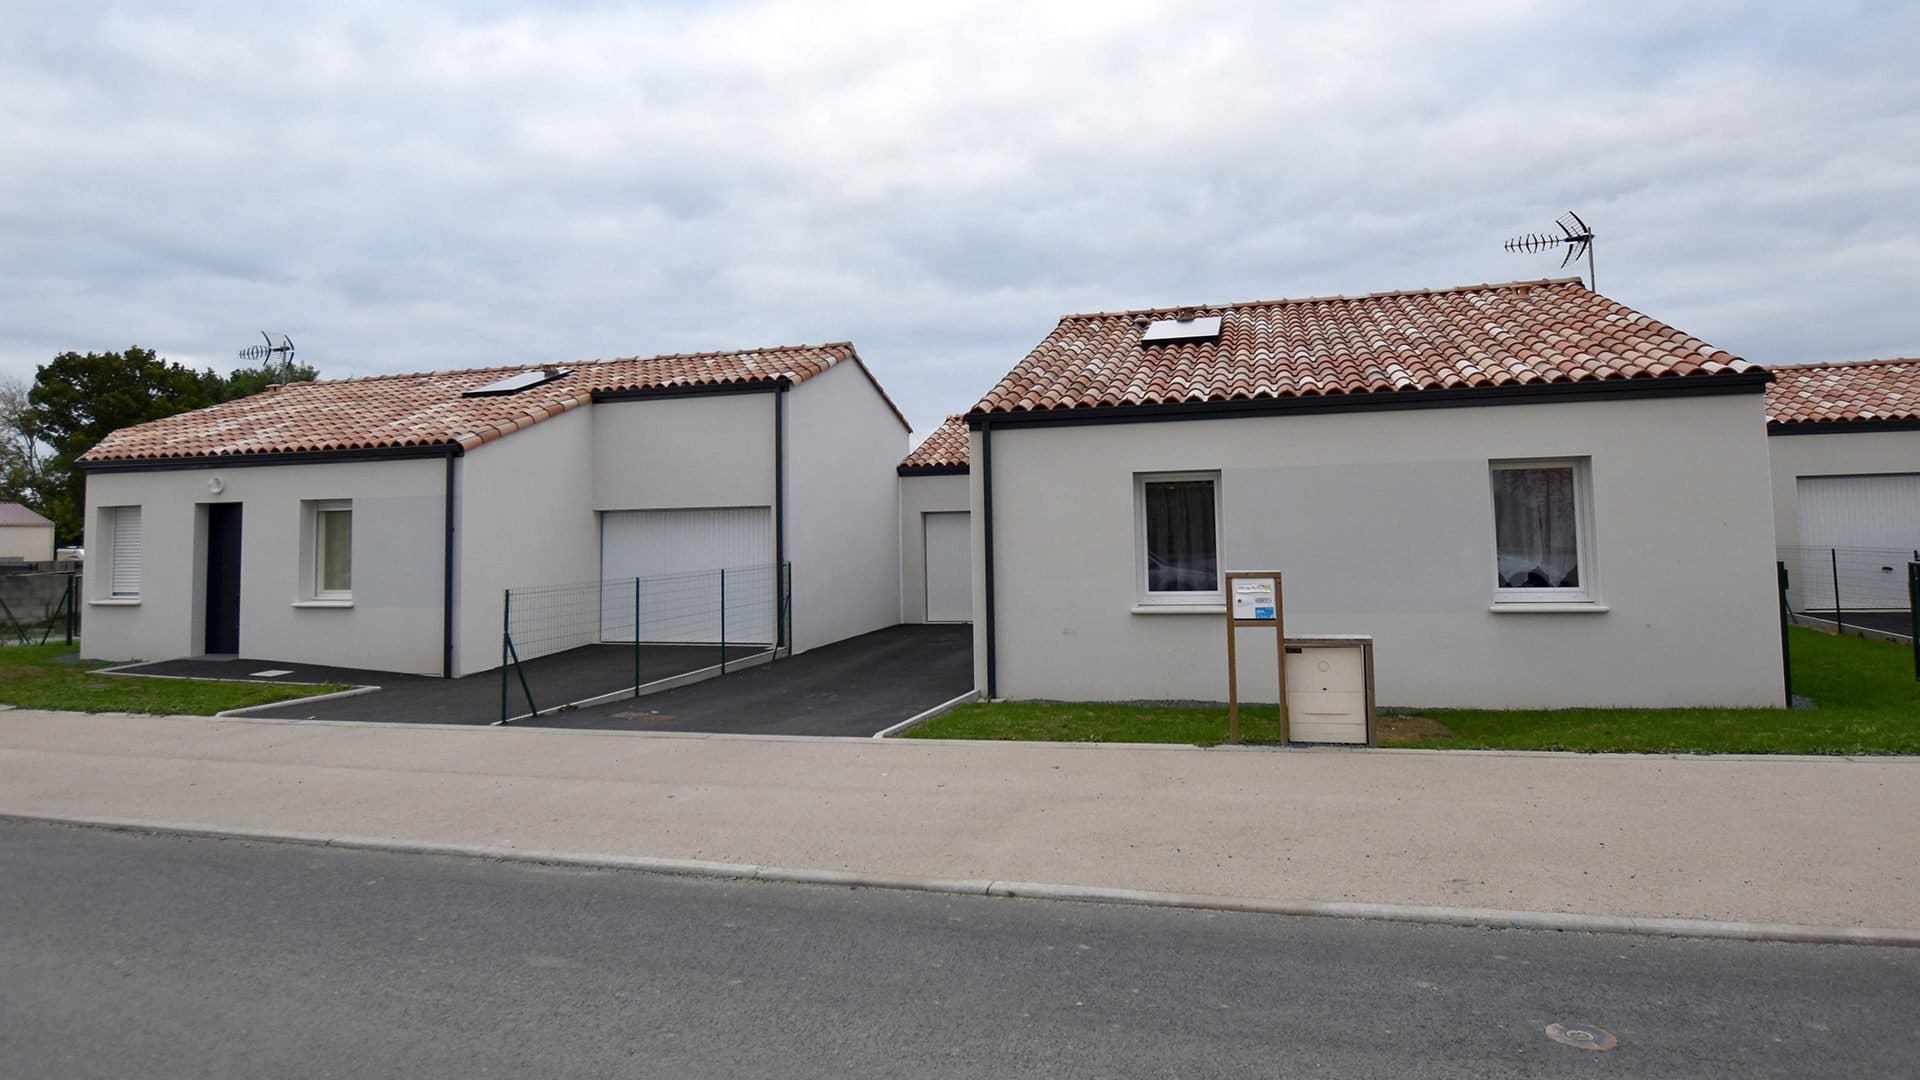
[0,502,55,564]
[1764,358,1919,617]
[965,278,1787,710]
[79,343,909,676]
[898,414,971,624]
[1764,359,1919,550]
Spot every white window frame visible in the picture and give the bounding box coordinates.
[104,505,142,600]
[1134,471,1224,607]
[1489,457,1597,605]
[309,500,353,601]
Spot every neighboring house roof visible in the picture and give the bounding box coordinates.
[82,342,906,465]
[0,502,53,527]
[972,278,1760,420]
[899,414,970,474]
[1765,358,1920,430]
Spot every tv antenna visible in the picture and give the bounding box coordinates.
[1505,211,1596,290]
[237,332,297,383]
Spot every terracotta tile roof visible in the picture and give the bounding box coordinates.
[899,414,970,473]
[973,278,1757,416]
[0,501,53,527]
[1765,358,1920,427]
[81,343,880,464]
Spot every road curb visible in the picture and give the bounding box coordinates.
[6,810,1918,948]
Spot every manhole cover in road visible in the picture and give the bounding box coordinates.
[1546,1023,1618,1051]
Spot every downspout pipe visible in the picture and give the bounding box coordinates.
[442,448,459,679]
[979,417,997,699]
[774,379,790,651]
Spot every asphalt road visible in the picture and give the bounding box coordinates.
[3,821,1916,1079]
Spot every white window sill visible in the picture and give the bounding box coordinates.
[1489,601,1609,614]
[1131,603,1228,615]
[88,598,140,607]
[291,599,355,609]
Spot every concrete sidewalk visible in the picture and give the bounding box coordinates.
[2,708,1916,931]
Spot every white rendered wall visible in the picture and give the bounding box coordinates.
[592,394,776,511]
[784,361,909,652]
[80,458,445,672]
[1766,429,1920,547]
[898,472,970,623]
[452,406,600,677]
[0,524,53,562]
[974,393,1784,709]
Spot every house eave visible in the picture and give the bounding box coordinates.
[78,443,465,473]
[967,371,1773,430]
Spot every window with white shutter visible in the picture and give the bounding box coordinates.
[107,506,142,598]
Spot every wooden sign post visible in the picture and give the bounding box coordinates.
[1224,571,1289,745]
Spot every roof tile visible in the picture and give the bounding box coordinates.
[82,343,864,463]
[1765,358,1920,426]
[974,279,1753,416]
[899,414,969,472]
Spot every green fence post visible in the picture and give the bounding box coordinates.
[1908,561,1918,682]
[1778,561,1793,706]
[500,589,511,725]
[633,577,641,695]
[65,573,75,645]
[719,568,728,675]
[1830,548,1844,633]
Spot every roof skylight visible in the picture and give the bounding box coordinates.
[462,367,571,397]
[1140,316,1223,344]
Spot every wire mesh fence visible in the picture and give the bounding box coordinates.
[1779,545,1918,642]
[500,563,789,723]
[0,571,79,647]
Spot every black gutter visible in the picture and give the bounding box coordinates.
[1768,418,1920,436]
[80,442,466,473]
[980,418,996,700]
[896,464,970,477]
[964,371,1773,431]
[773,378,789,651]
[591,381,782,404]
[442,450,457,679]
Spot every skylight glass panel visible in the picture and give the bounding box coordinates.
[1141,316,1223,344]
[462,368,571,397]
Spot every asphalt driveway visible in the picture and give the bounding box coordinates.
[108,623,973,736]
[528,623,973,737]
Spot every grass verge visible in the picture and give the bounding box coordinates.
[907,628,1920,754]
[0,644,352,716]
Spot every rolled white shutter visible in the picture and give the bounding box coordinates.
[110,507,142,597]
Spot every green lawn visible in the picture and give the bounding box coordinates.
[0,643,351,716]
[907,628,1920,754]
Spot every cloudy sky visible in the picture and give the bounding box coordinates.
[2,1,1916,438]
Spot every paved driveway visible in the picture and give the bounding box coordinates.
[527,624,973,736]
[111,624,973,736]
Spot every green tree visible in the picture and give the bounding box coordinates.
[21,347,319,544]
[0,376,44,510]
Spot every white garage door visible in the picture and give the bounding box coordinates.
[600,507,775,644]
[923,511,972,623]
[1795,475,1920,611]
[1797,474,1920,551]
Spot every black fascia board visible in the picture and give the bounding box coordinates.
[80,443,464,473]
[965,371,1772,430]
[896,464,971,477]
[591,379,788,404]
[1767,418,1920,436]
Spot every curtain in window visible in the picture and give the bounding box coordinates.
[1492,467,1578,588]
[1145,481,1217,592]
[319,509,352,593]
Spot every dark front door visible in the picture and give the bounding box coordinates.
[205,503,242,655]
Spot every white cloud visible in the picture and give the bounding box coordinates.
[0,0,1915,436]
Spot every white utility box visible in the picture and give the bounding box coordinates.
[1284,635,1375,745]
